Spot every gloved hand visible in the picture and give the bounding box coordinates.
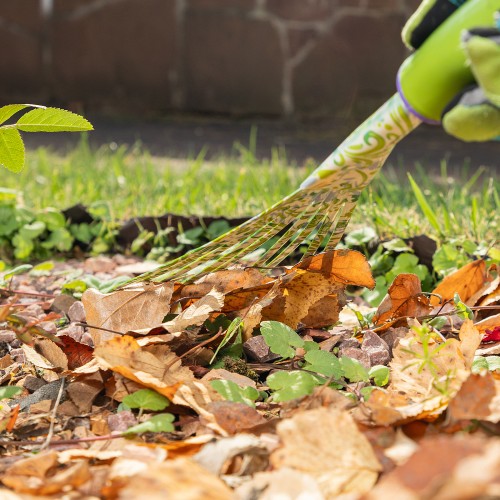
[403,0,500,141]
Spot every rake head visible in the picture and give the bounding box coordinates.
[126,94,420,285]
[128,186,360,284]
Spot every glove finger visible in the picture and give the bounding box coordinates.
[442,86,500,141]
[462,28,500,107]
[402,0,469,50]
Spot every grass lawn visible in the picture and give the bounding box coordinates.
[2,137,498,243]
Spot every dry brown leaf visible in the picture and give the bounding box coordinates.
[374,274,432,330]
[270,407,381,498]
[82,281,174,344]
[94,335,192,400]
[362,320,481,425]
[431,259,487,306]
[160,288,224,334]
[203,401,266,435]
[194,433,270,476]
[475,313,500,334]
[235,468,324,500]
[448,372,500,423]
[366,435,500,499]
[66,372,105,413]
[180,267,272,299]
[1,451,90,496]
[262,271,346,329]
[296,249,375,288]
[21,344,55,370]
[33,338,68,371]
[361,320,480,426]
[115,458,234,500]
[467,264,499,306]
[94,336,220,416]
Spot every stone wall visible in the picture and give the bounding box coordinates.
[0,0,420,119]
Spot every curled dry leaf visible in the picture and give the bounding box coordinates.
[94,336,220,415]
[270,407,381,498]
[296,249,375,288]
[262,270,346,329]
[94,335,193,401]
[114,458,234,500]
[82,282,174,344]
[366,435,500,500]
[362,320,481,425]
[374,273,432,331]
[21,344,56,371]
[431,259,487,306]
[448,372,500,423]
[1,451,91,496]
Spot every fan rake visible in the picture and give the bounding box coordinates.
[128,94,421,285]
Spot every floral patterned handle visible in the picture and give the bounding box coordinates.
[300,93,421,192]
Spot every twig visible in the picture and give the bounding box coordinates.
[0,288,55,299]
[0,433,127,448]
[38,377,66,452]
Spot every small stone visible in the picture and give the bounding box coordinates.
[243,335,280,363]
[0,330,16,343]
[361,331,391,366]
[84,256,116,274]
[339,347,370,370]
[108,410,137,433]
[21,375,46,393]
[302,329,332,341]
[68,301,86,323]
[9,348,25,364]
[51,294,77,315]
[338,338,360,350]
[380,327,409,354]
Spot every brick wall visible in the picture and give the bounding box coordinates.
[0,0,420,119]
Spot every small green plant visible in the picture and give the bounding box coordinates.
[0,105,92,173]
[0,386,23,407]
[118,389,174,435]
[472,355,500,374]
[253,321,390,403]
[124,413,175,436]
[210,379,260,407]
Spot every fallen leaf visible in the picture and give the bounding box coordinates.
[94,335,192,401]
[21,344,55,370]
[448,372,500,423]
[235,468,324,500]
[366,435,500,499]
[262,270,346,329]
[82,281,174,344]
[296,249,375,288]
[270,407,381,497]
[194,433,269,475]
[374,274,432,330]
[115,458,234,500]
[94,336,220,416]
[431,259,487,306]
[362,320,481,425]
[58,335,94,370]
[160,288,224,334]
[33,338,68,371]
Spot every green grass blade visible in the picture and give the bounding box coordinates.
[408,173,443,237]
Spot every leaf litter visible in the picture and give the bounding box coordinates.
[0,250,499,498]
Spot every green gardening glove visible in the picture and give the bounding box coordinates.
[403,0,500,141]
